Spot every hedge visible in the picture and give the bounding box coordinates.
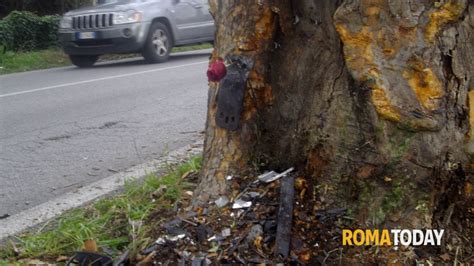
[0,11,61,52]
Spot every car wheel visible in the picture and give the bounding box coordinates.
[142,22,171,63]
[69,55,99,68]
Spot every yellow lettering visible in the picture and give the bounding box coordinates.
[379,229,393,246]
[365,229,379,245]
[342,229,353,245]
[353,229,365,246]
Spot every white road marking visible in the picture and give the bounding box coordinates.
[0,60,208,99]
[0,140,203,240]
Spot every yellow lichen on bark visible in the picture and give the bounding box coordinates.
[425,1,466,42]
[335,25,376,75]
[335,24,402,122]
[371,85,402,122]
[469,90,474,138]
[403,60,443,111]
[335,1,467,131]
[466,90,474,169]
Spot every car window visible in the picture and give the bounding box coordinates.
[98,0,117,4]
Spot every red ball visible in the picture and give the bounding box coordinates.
[207,60,227,82]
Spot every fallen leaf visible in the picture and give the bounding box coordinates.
[298,249,311,263]
[137,251,156,266]
[439,253,451,261]
[25,259,48,265]
[181,170,194,179]
[83,239,97,252]
[56,256,69,262]
[254,235,263,251]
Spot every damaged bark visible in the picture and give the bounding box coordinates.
[197,0,473,251]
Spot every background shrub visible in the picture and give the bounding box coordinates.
[0,11,60,52]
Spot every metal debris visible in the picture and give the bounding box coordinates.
[114,250,130,266]
[221,228,231,237]
[214,196,229,208]
[167,234,186,242]
[66,252,113,266]
[246,224,263,243]
[275,174,295,259]
[142,244,159,255]
[293,15,300,25]
[257,167,294,183]
[245,192,260,198]
[154,233,186,244]
[191,257,204,266]
[232,198,252,209]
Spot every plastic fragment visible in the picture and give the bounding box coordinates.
[214,196,229,208]
[167,234,186,242]
[232,198,252,209]
[221,228,231,237]
[155,237,166,245]
[245,192,260,198]
[257,167,294,183]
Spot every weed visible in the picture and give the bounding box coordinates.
[0,156,202,262]
[0,43,212,75]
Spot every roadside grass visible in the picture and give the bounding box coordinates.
[0,156,202,263]
[172,43,212,53]
[0,48,69,75]
[0,43,212,75]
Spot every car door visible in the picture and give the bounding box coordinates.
[190,0,214,39]
[172,0,214,41]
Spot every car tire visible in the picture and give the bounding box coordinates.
[142,22,172,63]
[69,55,98,68]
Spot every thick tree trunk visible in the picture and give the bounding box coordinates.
[198,0,473,233]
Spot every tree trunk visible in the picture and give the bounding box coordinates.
[198,0,473,233]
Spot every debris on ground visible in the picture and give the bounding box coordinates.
[15,165,472,265]
[274,174,295,259]
[135,167,331,264]
[66,252,113,266]
[132,166,473,265]
[257,167,294,183]
[214,196,229,208]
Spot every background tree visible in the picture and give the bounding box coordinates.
[0,0,93,17]
[197,0,473,238]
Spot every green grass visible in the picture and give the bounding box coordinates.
[0,156,202,262]
[173,43,212,53]
[0,43,213,75]
[0,48,69,75]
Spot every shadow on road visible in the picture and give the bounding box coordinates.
[70,50,212,70]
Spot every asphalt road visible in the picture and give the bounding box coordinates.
[0,50,210,217]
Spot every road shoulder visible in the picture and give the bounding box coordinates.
[0,139,203,240]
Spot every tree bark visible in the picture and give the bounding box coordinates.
[198,0,473,231]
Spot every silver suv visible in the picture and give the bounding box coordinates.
[58,0,214,67]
